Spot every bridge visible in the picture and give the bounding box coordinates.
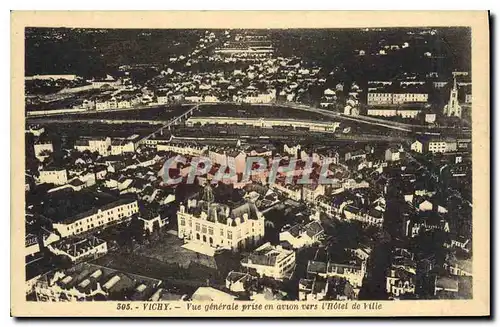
[138,104,200,144]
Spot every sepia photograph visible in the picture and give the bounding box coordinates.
[10,11,490,317]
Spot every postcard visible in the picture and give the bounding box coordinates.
[11,11,490,317]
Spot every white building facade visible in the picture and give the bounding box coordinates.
[39,168,68,186]
[52,199,139,238]
[177,198,265,251]
[241,242,296,280]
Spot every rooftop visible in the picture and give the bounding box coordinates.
[307,260,328,275]
[50,236,106,258]
[185,198,260,225]
[39,189,136,224]
[46,262,163,298]
[242,242,293,267]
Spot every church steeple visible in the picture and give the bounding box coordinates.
[443,76,462,118]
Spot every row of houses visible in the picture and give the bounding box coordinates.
[410,137,468,154]
[367,91,429,106]
[74,135,141,157]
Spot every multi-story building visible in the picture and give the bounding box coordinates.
[38,167,68,186]
[110,139,135,155]
[307,260,366,288]
[411,138,457,154]
[241,242,296,280]
[385,147,402,162]
[425,113,437,124]
[427,139,457,153]
[279,221,324,249]
[411,140,424,153]
[25,228,60,257]
[386,267,416,299]
[367,92,428,106]
[392,92,429,104]
[34,141,53,161]
[317,196,337,217]
[302,184,325,204]
[207,148,247,174]
[405,217,450,238]
[284,144,301,157]
[95,97,118,111]
[47,236,108,263]
[157,93,170,104]
[366,107,422,118]
[208,148,228,167]
[157,143,208,157]
[367,92,393,105]
[343,205,384,227]
[351,246,372,263]
[177,185,266,251]
[74,137,111,156]
[270,182,302,202]
[138,210,169,234]
[433,81,448,89]
[227,150,247,174]
[51,198,139,238]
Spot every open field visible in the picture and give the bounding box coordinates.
[93,233,242,289]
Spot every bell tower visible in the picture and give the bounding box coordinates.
[443,77,462,118]
[201,182,215,208]
[202,182,214,202]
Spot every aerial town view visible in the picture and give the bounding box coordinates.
[24,27,473,303]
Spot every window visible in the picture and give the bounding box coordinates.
[195,223,200,232]
[202,225,207,234]
[227,231,233,240]
[208,227,214,235]
[180,218,185,226]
